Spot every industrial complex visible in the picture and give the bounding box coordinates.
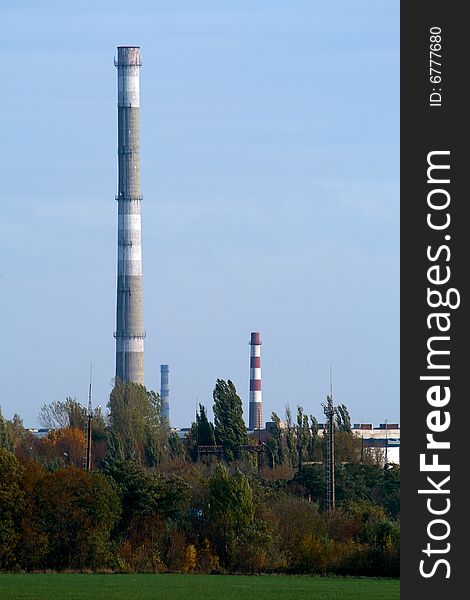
[106,46,399,460]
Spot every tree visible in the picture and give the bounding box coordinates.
[186,404,216,461]
[336,404,352,433]
[269,412,284,465]
[208,464,254,562]
[16,460,48,570]
[168,430,186,461]
[89,406,108,469]
[0,407,14,452]
[213,380,248,461]
[284,405,296,466]
[0,413,34,461]
[266,407,319,468]
[379,464,400,518]
[35,427,86,468]
[34,468,121,569]
[307,415,320,461]
[195,404,216,446]
[154,475,192,524]
[38,397,87,430]
[295,407,311,470]
[334,431,362,464]
[103,459,156,527]
[107,381,166,466]
[8,414,26,448]
[90,405,106,442]
[0,448,24,568]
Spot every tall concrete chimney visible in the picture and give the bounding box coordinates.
[114,46,145,385]
[160,365,170,424]
[249,332,262,430]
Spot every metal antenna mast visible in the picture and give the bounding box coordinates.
[84,365,93,471]
[322,364,337,513]
[195,398,200,462]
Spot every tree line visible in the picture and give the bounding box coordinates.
[0,379,399,576]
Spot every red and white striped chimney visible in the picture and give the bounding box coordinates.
[249,331,262,430]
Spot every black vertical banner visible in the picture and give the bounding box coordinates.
[401,2,468,598]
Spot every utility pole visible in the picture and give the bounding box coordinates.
[297,423,303,474]
[384,418,389,468]
[195,401,200,463]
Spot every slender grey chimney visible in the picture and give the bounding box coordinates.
[160,365,170,424]
[114,46,145,384]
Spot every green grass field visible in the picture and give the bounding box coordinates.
[0,574,399,600]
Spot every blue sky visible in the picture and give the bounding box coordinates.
[0,1,399,428]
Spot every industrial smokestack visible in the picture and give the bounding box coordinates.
[249,332,263,430]
[160,364,170,424]
[114,46,145,385]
